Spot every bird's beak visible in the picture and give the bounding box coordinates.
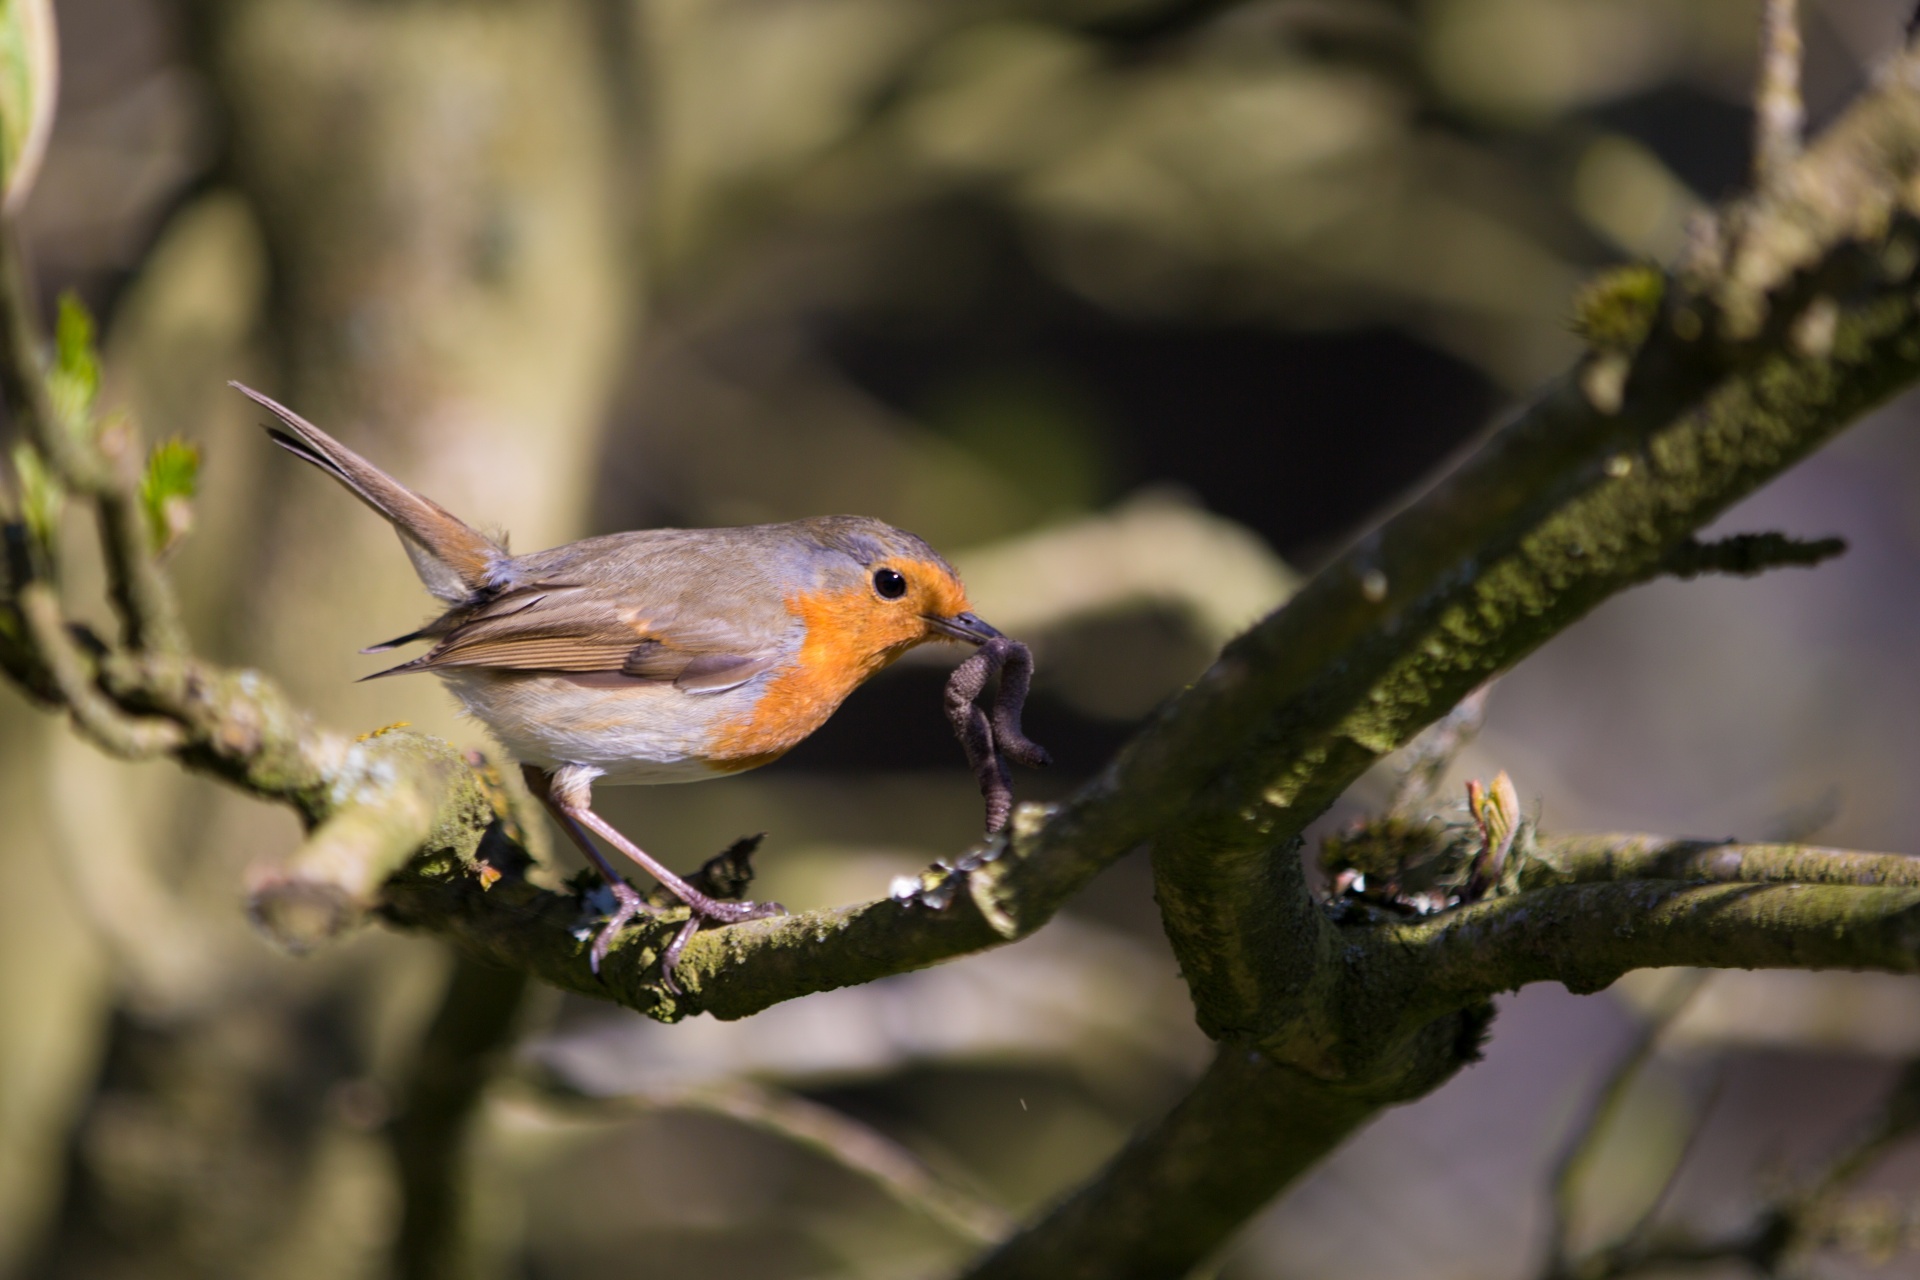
[926,611,1004,646]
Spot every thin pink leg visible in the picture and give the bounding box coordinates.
[522,765,661,974]
[537,765,783,986]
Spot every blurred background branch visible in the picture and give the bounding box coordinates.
[525,1073,1013,1247]
[1540,970,1714,1280]
[1542,1043,1920,1279]
[389,955,529,1280]
[1754,0,1806,186]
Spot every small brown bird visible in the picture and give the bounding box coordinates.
[234,382,1044,979]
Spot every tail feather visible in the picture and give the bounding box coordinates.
[232,381,506,603]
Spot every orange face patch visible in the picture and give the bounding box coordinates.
[706,557,970,768]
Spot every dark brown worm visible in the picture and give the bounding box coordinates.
[945,637,1051,834]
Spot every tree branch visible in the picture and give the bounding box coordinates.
[0,220,184,654]
[1520,833,1920,890]
[246,744,460,952]
[15,584,182,757]
[9,31,1920,1049]
[1378,879,1920,1011]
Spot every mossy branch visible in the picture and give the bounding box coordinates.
[1519,832,1920,890]
[1143,59,1920,1043]
[1379,879,1920,1012]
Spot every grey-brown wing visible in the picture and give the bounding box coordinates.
[369,576,792,693]
[621,641,781,692]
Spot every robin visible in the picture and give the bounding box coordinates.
[232,382,1043,980]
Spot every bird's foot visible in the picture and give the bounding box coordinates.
[691,896,787,925]
[657,895,787,994]
[588,879,664,975]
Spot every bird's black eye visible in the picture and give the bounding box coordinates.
[873,567,907,600]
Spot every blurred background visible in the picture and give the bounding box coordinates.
[4,0,1920,1276]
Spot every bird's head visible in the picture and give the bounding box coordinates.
[793,516,1003,675]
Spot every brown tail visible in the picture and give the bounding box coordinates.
[230,381,506,604]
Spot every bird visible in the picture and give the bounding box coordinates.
[231,380,1033,981]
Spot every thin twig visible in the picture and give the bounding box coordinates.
[0,217,80,482]
[1542,972,1711,1278]
[1559,1057,1920,1279]
[1519,833,1920,891]
[93,459,186,654]
[529,1076,1012,1245]
[0,214,184,653]
[1754,1056,1920,1267]
[1557,1068,1734,1280]
[1659,532,1844,581]
[1616,1063,1727,1254]
[1818,1060,1920,1189]
[1755,0,1804,187]
[16,582,181,758]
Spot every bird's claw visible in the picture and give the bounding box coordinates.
[694,897,786,926]
[582,864,786,992]
[588,880,660,975]
[656,897,787,994]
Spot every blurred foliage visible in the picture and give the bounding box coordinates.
[0,0,54,211]
[137,436,196,555]
[47,293,96,442]
[1572,263,1666,354]
[9,436,56,557]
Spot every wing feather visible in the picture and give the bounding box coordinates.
[372,570,793,688]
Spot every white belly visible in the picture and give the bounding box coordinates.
[434,668,771,785]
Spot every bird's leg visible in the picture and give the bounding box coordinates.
[564,804,785,924]
[522,764,648,892]
[544,766,784,986]
[522,764,662,974]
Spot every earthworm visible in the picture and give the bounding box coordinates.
[945,636,1050,834]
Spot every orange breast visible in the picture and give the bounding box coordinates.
[705,568,963,771]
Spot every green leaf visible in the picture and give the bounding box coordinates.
[11,439,60,557]
[138,437,199,555]
[1571,263,1665,354]
[0,0,55,212]
[47,292,99,439]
